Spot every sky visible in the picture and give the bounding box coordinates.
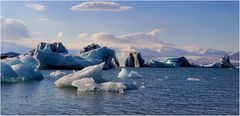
[1,1,239,53]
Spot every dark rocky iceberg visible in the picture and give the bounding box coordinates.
[115,52,145,67]
[203,55,235,68]
[1,52,20,59]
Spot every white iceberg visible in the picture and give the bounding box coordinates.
[55,62,105,87]
[96,82,127,94]
[71,78,96,92]
[117,68,143,79]
[117,68,129,80]
[49,70,67,78]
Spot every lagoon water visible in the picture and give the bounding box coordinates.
[1,68,239,115]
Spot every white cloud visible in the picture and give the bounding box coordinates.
[26,3,46,11]
[57,32,64,37]
[70,2,133,12]
[1,17,29,40]
[78,29,174,52]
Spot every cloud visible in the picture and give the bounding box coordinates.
[70,2,133,12]
[78,29,174,52]
[57,32,64,37]
[26,3,46,11]
[1,17,29,40]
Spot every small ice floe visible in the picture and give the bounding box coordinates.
[212,78,217,80]
[133,82,137,85]
[128,71,143,78]
[96,82,127,94]
[187,77,200,81]
[117,68,143,80]
[158,79,163,81]
[117,68,129,80]
[165,76,168,79]
[139,85,146,89]
[49,70,66,78]
[71,78,96,92]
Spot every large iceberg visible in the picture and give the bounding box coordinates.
[34,50,102,69]
[115,52,145,67]
[1,55,44,82]
[204,55,235,68]
[78,44,116,69]
[55,62,105,87]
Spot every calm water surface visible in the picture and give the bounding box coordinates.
[1,68,239,115]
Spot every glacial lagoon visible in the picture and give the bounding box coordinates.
[1,68,239,115]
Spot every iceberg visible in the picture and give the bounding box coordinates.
[96,82,127,94]
[117,68,129,80]
[204,56,235,68]
[78,45,116,69]
[117,68,143,79]
[163,56,192,67]
[1,55,44,82]
[34,50,102,69]
[49,70,67,78]
[78,43,101,54]
[71,78,96,92]
[0,62,18,82]
[144,59,174,68]
[55,62,105,87]
[115,52,145,67]
[1,52,20,59]
[128,71,143,78]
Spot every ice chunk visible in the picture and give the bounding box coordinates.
[43,43,53,52]
[96,82,127,94]
[11,64,44,81]
[117,68,129,80]
[49,70,66,78]
[55,62,105,87]
[71,78,96,92]
[139,85,145,89]
[19,55,40,68]
[0,62,18,82]
[128,71,143,78]
[2,57,24,66]
[187,77,200,81]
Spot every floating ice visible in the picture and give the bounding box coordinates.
[128,71,143,78]
[55,62,105,87]
[96,82,127,94]
[49,70,67,78]
[187,77,200,81]
[117,68,129,80]
[0,62,18,82]
[139,85,145,89]
[71,78,96,92]
[1,55,44,82]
